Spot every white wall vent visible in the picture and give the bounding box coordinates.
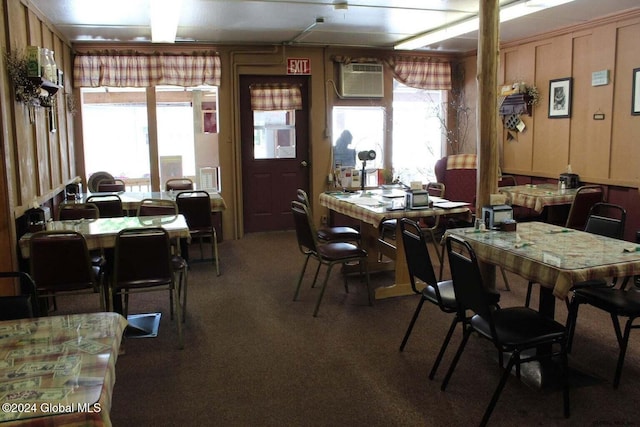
[339,63,384,98]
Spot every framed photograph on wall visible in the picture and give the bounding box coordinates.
[548,77,572,118]
[632,68,640,115]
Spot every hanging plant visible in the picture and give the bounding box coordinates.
[525,84,540,107]
[4,49,42,105]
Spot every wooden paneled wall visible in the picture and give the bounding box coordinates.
[0,0,75,290]
[461,10,640,241]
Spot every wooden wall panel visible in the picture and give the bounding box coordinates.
[569,29,613,182]
[501,46,536,173]
[610,21,640,184]
[531,37,572,176]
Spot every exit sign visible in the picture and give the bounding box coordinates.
[287,58,311,75]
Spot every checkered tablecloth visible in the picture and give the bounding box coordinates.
[498,184,578,213]
[0,312,127,426]
[320,191,470,228]
[445,222,640,300]
[19,215,191,258]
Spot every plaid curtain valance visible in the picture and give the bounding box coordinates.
[386,57,452,90]
[250,84,302,111]
[73,51,221,88]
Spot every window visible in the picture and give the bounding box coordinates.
[392,81,443,185]
[332,106,384,187]
[253,110,296,159]
[81,85,219,191]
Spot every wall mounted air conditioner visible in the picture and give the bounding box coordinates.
[339,63,384,98]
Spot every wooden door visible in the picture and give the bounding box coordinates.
[240,75,310,232]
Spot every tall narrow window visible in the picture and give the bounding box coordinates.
[392,80,443,185]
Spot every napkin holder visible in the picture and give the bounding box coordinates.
[405,189,430,209]
[482,204,513,230]
[559,173,580,189]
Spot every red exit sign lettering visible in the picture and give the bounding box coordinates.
[287,58,311,75]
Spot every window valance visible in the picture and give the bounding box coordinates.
[73,51,221,88]
[250,83,302,111]
[385,56,452,90]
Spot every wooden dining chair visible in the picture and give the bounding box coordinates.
[0,272,39,320]
[442,234,569,427]
[136,198,179,217]
[57,202,99,221]
[176,190,220,276]
[166,178,194,191]
[110,227,185,348]
[86,194,124,218]
[291,200,371,317]
[97,178,126,192]
[29,230,105,313]
[565,185,605,230]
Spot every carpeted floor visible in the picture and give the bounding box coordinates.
[58,231,639,426]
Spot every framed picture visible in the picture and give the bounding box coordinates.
[548,77,572,118]
[632,68,640,115]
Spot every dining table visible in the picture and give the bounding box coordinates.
[18,215,191,259]
[498,183,579,214]
[320,189,471,299]
[0,312,127,426]
[444,221,640,315]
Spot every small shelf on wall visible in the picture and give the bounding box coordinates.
[28,77,62,97]
[499,94,532,116]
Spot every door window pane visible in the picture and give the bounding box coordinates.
[253,110,296,159]
[392,81,443,185]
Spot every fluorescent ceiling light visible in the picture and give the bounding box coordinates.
[151,0,183,43]
[394,0,576,50]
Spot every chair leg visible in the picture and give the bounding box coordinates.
[173,285,184,349]
[480,352,518,427]
[399,297,426,352]
[313,264,335,317]
[363,259,372,306]
[612,317,633,389]
[499,267,511,291]
[566,297,580,353]
[177,267,188,323]
[293,255,311,301]
[310,262,321,288]
[429,317,459,380]
[211,228,220,276]
[525,281,535,307]
[561,342,570,418]
[440,327,471,391]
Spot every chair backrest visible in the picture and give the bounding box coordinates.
[498,174,518,187]
[446,235,497,333]
[400,218,439,294]
[137,198,179,217]
[97,178,125,192]
[296,189,311,207]
[29,231,97,292]
[425,182,445,198]
[113,227,173,287]
[166,178,194,191]
[565,185,605,230]
[86,194,124,218]
[0,272,39,319]
[291,200,319,255]
[58,202,100,221]
[176,191,212,229]
[434,154,477,205]
[584,202,626,239]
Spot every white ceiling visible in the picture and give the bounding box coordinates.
[30,0,640,53]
